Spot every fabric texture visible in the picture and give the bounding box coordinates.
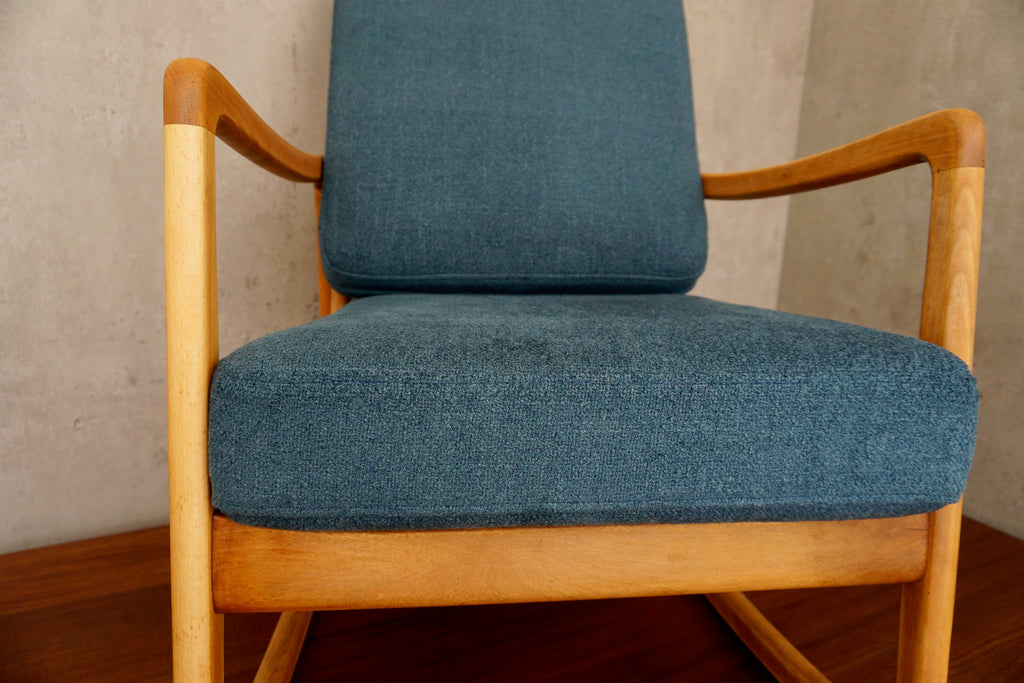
[209,294,978,531]
[318,0,707,295]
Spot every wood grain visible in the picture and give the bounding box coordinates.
[2,518,1021,682]
[747,519,1024,682]
[0,526,169,615]
[702,109,984,683]
[897,502,964,683]
[211,513,928,613]
[164,56,327,680]
[164,58,322,183]
[920,167,984,368]
[707,592,828,683]
[165,122,224,682]
[702,109,984,199]
[253,612,313,683]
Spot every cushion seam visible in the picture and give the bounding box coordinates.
[212,492,952,519]
[215,375,968,388]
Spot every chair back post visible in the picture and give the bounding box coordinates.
[164,121,224,683]
[314,182,349,316]
[315,183,332,318]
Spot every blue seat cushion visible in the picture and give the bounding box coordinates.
[208,294,977,531]
[318,0,707,295]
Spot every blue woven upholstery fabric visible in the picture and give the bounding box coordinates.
[318,1,707,295]
[208,294,977,531]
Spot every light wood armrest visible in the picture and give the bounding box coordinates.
[164,58,326,677]
[701,109,985,369]
[701,111,983,681]
[702,109,984,199]
[164,57,322,183]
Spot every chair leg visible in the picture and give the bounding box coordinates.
[254,612,314,683]
[896,501,963,683]
[707,592,829,683]
[169,521,224,682]
[169,503,224,681]
[171,605,224,683]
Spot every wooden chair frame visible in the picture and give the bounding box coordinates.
[164,58,984,682]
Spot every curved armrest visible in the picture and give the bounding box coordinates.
[164,58,322,183]
[699,108,985,369]
[164,59,322,674]
[702,109,984,199]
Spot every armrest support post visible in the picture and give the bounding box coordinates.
[921,167,983,368]
[163,56,328,677]
[701,110,984,681]
[164,123,223,682]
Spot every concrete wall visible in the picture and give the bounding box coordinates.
[781,1,1024,539]
[687,1,814,308]
[0,1,811,553]
[0,1,334,553]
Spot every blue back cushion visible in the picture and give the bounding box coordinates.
[319,0,707,295]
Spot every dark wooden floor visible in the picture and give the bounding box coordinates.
[2,518,1022,682]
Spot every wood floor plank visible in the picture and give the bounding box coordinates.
[748,518,1024,681]
[945,518,1024,681]
[0,526,169,615]
[0,584,172,682]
